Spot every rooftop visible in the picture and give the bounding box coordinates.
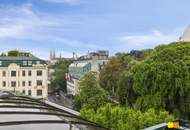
[69,62,91,68]
[76,50,109,61]
[0,91,109,130]
[0,56,42,61]
[0,51,47,67]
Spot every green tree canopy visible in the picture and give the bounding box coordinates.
[8,50,19,56]
[99,53,135,96]
[80,104,174,130]
[98,41,190,119]
[50,60,71,92]
[133,42,190,118]
[117,71,137,106]
[74,72,109,110]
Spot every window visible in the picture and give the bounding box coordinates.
[37,89,42,96]
[23,61,27,66]
[36,61,40,64]
[22,71,25,76]
[2,81,6,87]
[22,90,25,94]
[28,81,32,86]
[0,61,2,66]
[28,90,31,96]
[2,71,6,77]
[28,70,32,76]
[22,81,25,87]
[11,81,16,87]
[11,71,16,77]
[28,61,32,66]
[37,80,42,86]
[37,70,42,76]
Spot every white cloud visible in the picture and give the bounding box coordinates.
[0,25,24,38]
[48,36,99,48]
[116,30,182,51]
[0,3,59,38]
[44,0,79,5]
[0,3,99,59]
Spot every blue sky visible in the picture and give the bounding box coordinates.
[0,0,189,59]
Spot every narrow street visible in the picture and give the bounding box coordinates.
[48,90,74,109]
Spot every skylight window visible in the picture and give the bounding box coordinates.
[28,61,32,66]
[23,61,27,66]
[36,61,40,64]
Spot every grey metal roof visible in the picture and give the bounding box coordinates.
[69,62,91,68]
[0,56,42,61]
[0,56,47,67]
[0,91,109,130]
[143,119,190,130]
[142,123,167,130]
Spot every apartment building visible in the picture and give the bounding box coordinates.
[0,53,48,98]
[66,50,109,95]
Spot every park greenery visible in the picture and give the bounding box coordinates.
[80,104,174,130]
[74,72,109,110]
[51,41,190,129]
[98,42,190,118]
[73,41,190,129]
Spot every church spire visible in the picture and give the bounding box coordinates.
[53,48,56,59]
[50,49,52,60]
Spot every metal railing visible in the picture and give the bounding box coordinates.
[143,119,190,130]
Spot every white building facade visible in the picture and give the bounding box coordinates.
[66,50,109,95]
[0,56,48,98]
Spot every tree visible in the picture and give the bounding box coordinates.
[99,51,153,107]
[80,104,174,130]
[99,53,135,97]
[99,53,140,106]
[133,42,190,118]
[50,60,71,92]
[99,41,190,119]
[116,71,137,106]
[74,72,109,110]
[8,50,19,56]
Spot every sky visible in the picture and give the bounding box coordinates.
[0,0,189,59]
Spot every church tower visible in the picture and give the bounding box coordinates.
[53,49,56,59]
[50,49,52,60]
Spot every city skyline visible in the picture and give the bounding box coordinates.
[0,0,189,59]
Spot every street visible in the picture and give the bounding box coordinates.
[48,90,74,109]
